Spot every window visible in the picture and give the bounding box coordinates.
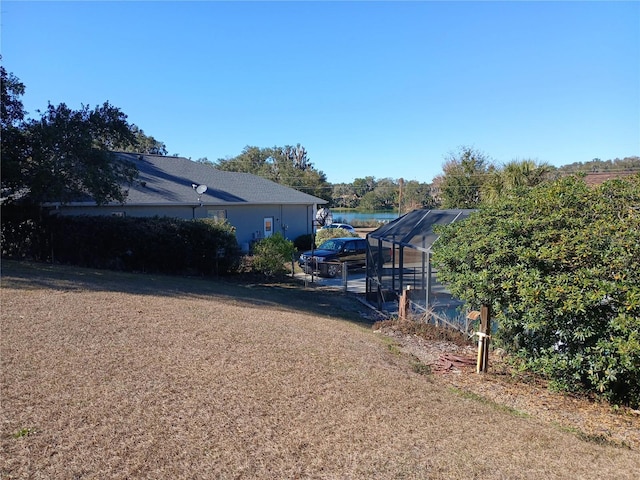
[207,209,226,221]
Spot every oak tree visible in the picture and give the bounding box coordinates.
[1,67,151,206]
[215,145,332,201]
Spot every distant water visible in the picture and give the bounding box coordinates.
[331,210,400,224]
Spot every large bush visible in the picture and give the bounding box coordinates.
[432,175,640,406]
[252,233,295,277]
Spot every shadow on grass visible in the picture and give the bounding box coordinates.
[0,260,376,326]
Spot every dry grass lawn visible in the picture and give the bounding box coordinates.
[2,261,640,479]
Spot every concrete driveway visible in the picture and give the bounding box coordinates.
[294,268,367,294]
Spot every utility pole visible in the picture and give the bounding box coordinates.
[398,177,404,216]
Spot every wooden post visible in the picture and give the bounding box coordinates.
[399,288,409,320]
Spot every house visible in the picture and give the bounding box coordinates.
[583,171,638,187]
[47,152,327,250]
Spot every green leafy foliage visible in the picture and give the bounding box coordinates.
[251,233,295,277]
[1,63,29,199]
[293,234,314,251]
[20,102,139,206]
[314,227,359,245]
[1,215,240,276]
[1,66,168,207]
[433,175,640,406]
[400,179,436,212]
[128,125,168,155]
[0,62,25,128]
[481,159,554,205]
[331,176,435,212]
[215,145,332,202]
[436,146,492,209]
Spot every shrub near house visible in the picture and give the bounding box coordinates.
[252,234,295,277]
[1,215,240,276]
[433,175,640,407]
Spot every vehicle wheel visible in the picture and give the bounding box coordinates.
[326,263,340,278]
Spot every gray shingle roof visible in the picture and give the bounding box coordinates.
[116,152,326,206]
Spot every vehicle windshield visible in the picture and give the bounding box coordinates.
[317,239,345,252]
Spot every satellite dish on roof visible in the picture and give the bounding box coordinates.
[192,183,208,208]
[192,183,208,194]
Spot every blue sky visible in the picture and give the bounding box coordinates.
[2,1,639,184]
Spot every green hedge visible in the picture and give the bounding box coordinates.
[433,175,640,407]
[1,214,240,276]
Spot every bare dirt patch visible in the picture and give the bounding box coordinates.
[2,261,640,479]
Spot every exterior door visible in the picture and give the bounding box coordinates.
[263,217,274,238]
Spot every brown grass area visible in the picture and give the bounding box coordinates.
[375,320,640,451]
[2,261,640,479]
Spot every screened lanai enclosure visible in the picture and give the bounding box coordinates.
[366,209,475,332]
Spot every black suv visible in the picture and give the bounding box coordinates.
[298,237,367,278]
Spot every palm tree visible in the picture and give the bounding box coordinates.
[502,159,552,189]
[481,160,553,205]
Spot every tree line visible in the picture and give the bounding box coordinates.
[216,144,639,213]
